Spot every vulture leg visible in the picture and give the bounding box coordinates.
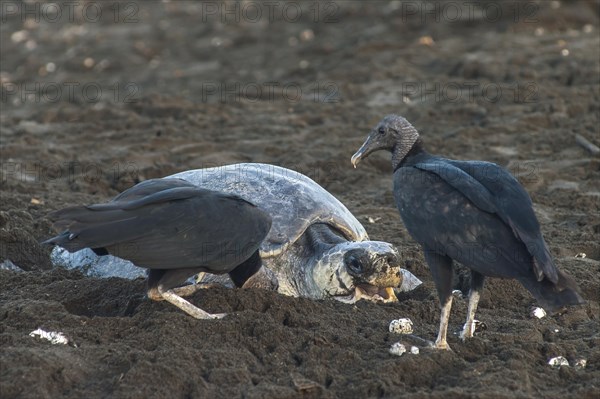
[460,271,485,340]
[424,249,454,350]
[148,269,227,319]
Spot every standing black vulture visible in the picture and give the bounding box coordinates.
[42,178,273,319]
[351,115,585,349]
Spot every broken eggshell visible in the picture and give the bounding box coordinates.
[389,342,407,356]
[548,356,569,368]
[389,318,413,334]
[29,328,71,346]
[574,359,587,369]
[389,342,420,357]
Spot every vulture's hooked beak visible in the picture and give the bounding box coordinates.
[351,134,376,168]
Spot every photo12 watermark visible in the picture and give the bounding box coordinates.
[190,161,343,187]
[396,160,540,186]
[1,82,141,105]
[1,1,140,23]
[399,81,538,104]
[0,161,345,188]
[1,161,141,185]
[0,1,341,24]
[396,1,539,24]
[197,81,340,103]
[198,1,340,23]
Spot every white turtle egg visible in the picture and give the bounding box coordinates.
[410,346,420,355]
[548,356,569,368]
[389,318,413,334]
[530,307,546,319]
[389,342,406,356]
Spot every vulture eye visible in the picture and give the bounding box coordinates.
[378,127,385,135]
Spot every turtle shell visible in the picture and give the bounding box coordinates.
[169,163,368,257]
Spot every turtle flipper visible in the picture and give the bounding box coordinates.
[241,266,279,291]
[195,266,279,291]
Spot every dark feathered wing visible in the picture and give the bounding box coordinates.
[110,178,197,202]
[414,159,558,284]
[43,178,271,274]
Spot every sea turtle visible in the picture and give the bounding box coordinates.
[50,163,421,303]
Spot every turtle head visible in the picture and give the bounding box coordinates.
[311,241,422,303]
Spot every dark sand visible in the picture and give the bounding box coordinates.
[1,1,599,398]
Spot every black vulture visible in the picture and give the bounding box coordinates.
[351,114,585,349]
[43,178,272,319]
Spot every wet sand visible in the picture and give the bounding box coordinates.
[1,2,599,398]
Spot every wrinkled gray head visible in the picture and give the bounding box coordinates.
[309,240,421,303]
[351,115,420,170]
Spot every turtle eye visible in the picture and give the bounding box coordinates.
[347,255,364,274]
[378,127,385,135]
